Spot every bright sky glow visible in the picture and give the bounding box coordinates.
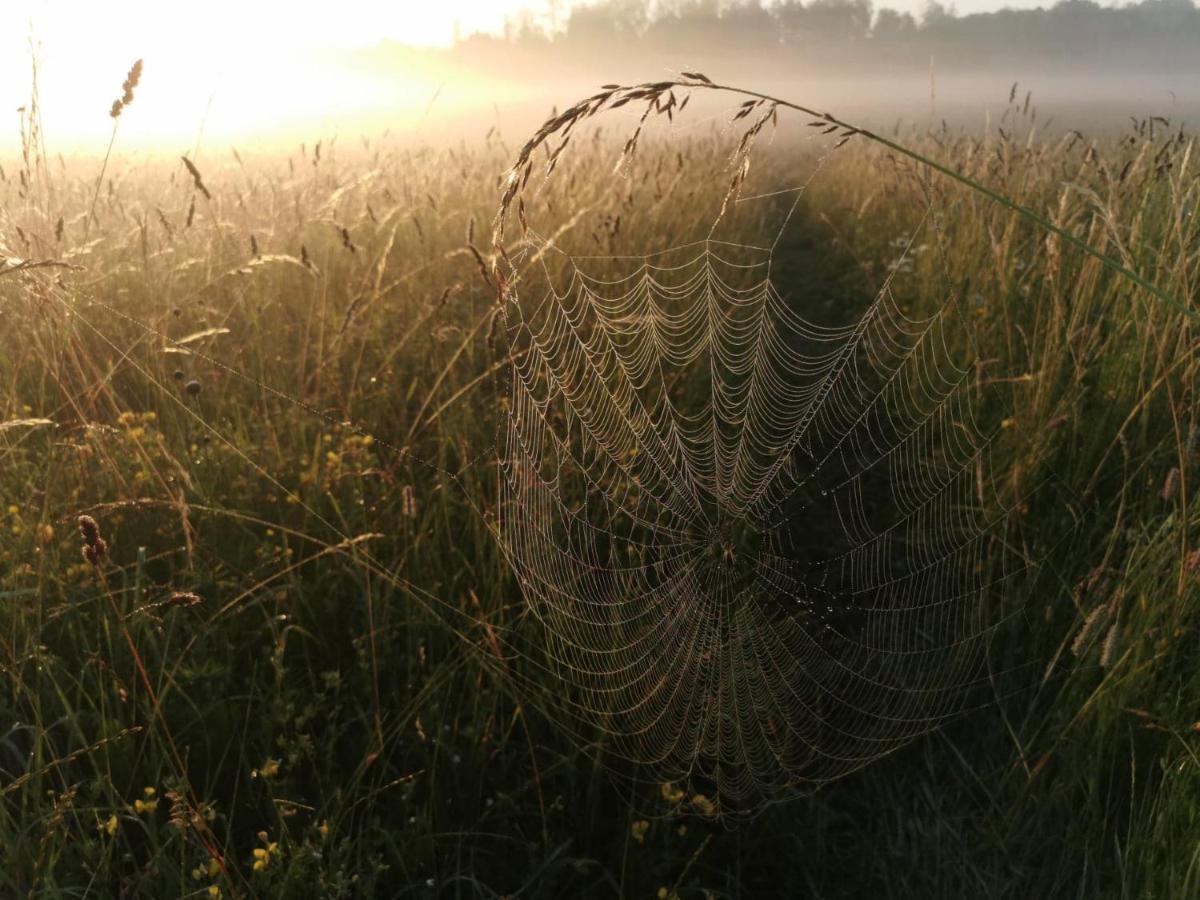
[0,0,1073,153]
[1,0,545,153]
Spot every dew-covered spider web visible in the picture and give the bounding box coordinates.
[494,114,1044,817]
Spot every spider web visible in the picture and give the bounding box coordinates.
[496,177,1035,815]
[10,98,1055,821]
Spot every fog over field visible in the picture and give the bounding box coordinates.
[3,0,1198,154]
[435,0,1200,130]
[3,2,1199,897]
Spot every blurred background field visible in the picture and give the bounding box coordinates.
[2,3,1199,897]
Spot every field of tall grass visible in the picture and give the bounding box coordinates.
[2,79,1198,898]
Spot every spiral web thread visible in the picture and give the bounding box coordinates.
[497,181,1034,814]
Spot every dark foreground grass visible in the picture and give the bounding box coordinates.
[1,99,1198,898]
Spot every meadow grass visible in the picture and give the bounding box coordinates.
[1,90,1198,898]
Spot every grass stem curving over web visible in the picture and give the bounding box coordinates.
[492,79,1075,817]
[497,76,1193,321]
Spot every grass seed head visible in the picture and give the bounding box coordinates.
[109,59,144,118]
[181,157,212,200]
[78,514,109,566]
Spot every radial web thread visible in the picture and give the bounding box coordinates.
[498,227,1031,814]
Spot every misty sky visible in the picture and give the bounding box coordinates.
[1,0,1182,152]
[8,0,1063,59]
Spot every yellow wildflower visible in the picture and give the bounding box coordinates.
[630,819,649,844]
[208,887,222,899]
[192,857,222,880]
[100,813,118,836]
[252,834,279,872]
[317,819,329,839]
[690,793,717,817]
[660,782,685,804]
[254,758,281,779]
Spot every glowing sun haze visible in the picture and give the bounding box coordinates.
[2,0,545,153]
[2,0,1072,154]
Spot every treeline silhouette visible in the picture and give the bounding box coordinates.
[449,0,1200,76]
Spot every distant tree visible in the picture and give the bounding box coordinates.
[873,7,918,39]
[920,1,956,30]
[721,0,780,50]
[564,0,651,44]
[464,0,1200,76]
[643,0,727,53]
[777,0,874,46]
